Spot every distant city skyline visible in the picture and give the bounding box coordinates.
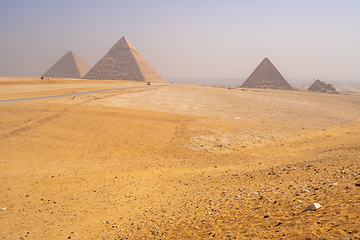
[0,0,359,85]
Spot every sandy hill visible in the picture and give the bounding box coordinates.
[241,58,292,90]
[83,37,165,83]
[42,51,91,79]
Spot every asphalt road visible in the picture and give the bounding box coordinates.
[0,84,168,104]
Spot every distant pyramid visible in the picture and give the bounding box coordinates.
[83,37,165,82]
[241,58,292,90]
[308,79,338,94]
[43,51,91,78]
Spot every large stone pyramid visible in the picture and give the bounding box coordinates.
[308,79,338,94]
[43,51,91,78]
[83,37,165,82]
[241,58,292,90]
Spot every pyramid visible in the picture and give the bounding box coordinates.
[308,79,338,94]
[83,37,166,82]
[241,58,292,90]
[43,51,91,78]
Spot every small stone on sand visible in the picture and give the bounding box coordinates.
[305,203,321,211]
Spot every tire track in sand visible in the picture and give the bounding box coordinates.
[1,86,164,140]
[0,107,70,140]
[0,90,118,140]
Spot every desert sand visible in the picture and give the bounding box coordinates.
[1,77,360,239]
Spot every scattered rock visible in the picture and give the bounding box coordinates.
[275,222,283,227]
[1,207,6,211]
[301,189,310,193]
[305,203,321,211]
[355,182,360,186]
[264,214,270,218]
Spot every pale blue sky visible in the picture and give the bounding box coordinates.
[0,0,359,85]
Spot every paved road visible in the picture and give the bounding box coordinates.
[0,84,168,104]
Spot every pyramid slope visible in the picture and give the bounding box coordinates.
[308,79,323,91]
[241,58,292,90]
[43,51,91,78]
[83,37,165,83]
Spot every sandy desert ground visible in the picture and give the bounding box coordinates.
[1,77,360,239]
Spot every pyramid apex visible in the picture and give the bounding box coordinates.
[119,36,127,42]
[110,36,138,52]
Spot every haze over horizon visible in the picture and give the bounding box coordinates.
[0,0,359,86]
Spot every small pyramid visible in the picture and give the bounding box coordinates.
[241,58,292,90]
[308,79,338,94]
[83,37,165,82]
[43,51,91,78]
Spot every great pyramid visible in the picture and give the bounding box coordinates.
[43,51,91,78]
[83,37,165,82]
[241,58,292,90]
[308,79,338,94]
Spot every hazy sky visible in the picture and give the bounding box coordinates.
[0,0,359,85]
